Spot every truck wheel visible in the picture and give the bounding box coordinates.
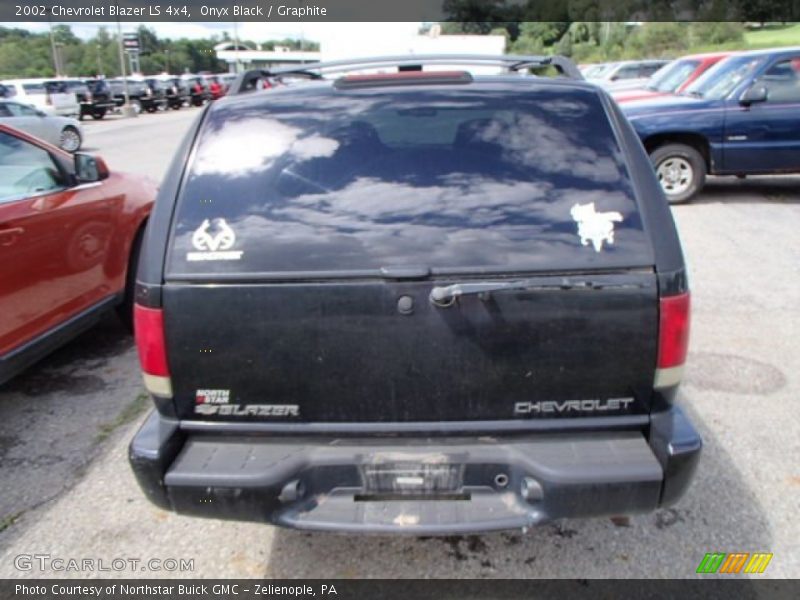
[116,224,146,333]
[91,108,107,120]
[59,126,82,153]
[650,144,706,204]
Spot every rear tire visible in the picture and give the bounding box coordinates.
[59,126,82,153]
[91,108,106,120]
[116,224,146,333]
[650,143,706,205]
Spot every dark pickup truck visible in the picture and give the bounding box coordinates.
[622,46,800,203]
[54,79,116,120]
[130,55,699,534]
[109,79,168,114]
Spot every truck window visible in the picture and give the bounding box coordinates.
[756,58,800,103]
[168,85,653,276]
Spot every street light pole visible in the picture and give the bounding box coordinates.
[48,20,60,77]
[116,18,136,118]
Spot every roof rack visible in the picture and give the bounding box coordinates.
[228,54,583,95]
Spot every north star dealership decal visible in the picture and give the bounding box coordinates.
[514,398,634,415]
[195,388,299,417]
[195,404,300,417]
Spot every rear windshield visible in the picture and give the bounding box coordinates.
[168,83,652,277]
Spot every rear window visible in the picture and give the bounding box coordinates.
[168,83,652,277]
[22,84,45,94]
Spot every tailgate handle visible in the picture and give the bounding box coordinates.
[379,265,431,280]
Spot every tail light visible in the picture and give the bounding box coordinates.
[134,304,172,397]
[655,292,691,388]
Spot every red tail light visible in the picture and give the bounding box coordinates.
[134,304,172,397]
[655,292,691,387]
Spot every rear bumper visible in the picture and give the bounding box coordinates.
[129,407,701,534]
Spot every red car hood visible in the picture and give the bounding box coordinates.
[613,89,669,103]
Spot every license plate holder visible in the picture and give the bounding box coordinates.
[362,462,464,494]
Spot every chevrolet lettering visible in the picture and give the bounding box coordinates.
[514,398,635,415]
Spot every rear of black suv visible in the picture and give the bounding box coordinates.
[130,67,700,534]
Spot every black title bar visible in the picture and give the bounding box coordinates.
[3,579,799,600]
[3,0,800,22]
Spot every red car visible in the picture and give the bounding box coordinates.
[613,52,732,103]
[0,124,155,383]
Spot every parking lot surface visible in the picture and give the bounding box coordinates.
[0,108,798,579]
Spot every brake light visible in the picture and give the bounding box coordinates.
[655,292,691,388]
[134,304,172,397]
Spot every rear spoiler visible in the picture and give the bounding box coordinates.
[228,54,583,95]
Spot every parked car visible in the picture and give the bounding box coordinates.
[217,73,237,93]
[181,75,211,106]
[130,55,698,534]
[622,47,800,203]
[586,60,671,90]
[52,79,116,120]
[107,78,167,114]
[613,52,732,103]
[151,77,189,110]
[0,124,155,384]
[0,79,80,118]
[0,100,83,152]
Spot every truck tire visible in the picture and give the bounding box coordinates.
[91,108,107,120]
[650,144,706,204]
[116,224,146,333]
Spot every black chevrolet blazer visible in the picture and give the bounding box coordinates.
[129,56,700,534]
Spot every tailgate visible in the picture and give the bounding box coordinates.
[163,271,657,422]
[160,84,661,424]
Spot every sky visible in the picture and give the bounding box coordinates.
[15,21,423,44]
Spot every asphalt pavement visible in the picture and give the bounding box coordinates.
[0,107,798,579]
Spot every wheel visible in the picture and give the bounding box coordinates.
[91,108,106,120]
[650,144,706,204]
[146,106,157,113]
[171,103,181,110]
[59,126,82,153]
[130,99,142,114]
[116,224,146,333]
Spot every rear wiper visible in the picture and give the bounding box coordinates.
[429,277,639,307]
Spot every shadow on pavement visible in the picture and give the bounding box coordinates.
[695,176,800,205]
[0,315,141,545]
[263,400,772,578]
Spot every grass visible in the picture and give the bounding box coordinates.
[94,392,150,444]
[571,22,800,63]
[744,23,800,47]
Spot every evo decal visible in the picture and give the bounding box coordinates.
[187,218,243,261]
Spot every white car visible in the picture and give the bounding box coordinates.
[0,100,83,152]
[585,60,670,90]
[0,79,80,118]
